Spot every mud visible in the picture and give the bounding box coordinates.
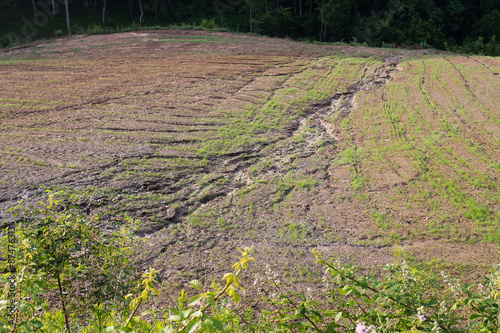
[0,30,498,298]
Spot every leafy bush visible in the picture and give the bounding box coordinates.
[461,35,500,56]
[371,16,445,49]
[85,24,112,35]
[310,250,500,332]
[258,8,296,38]
[200,18,217,30]
[0,191,140,332]
[0,35,14,49]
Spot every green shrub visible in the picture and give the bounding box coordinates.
[200,18,217,30]
[373,16,446,50]
[0,35,13,49]
[461,35,500,56]
[0,191,140,332]
[85,24,112,35]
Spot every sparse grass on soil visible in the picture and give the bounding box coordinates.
[0,30,499,302]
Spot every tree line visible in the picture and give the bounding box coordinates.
[1,0,499,55]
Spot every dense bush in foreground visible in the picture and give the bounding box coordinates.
[1,192,499,332]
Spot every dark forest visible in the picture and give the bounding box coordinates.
[1,0,499,57]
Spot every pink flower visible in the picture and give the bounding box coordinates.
[418,314,426,322]
[478,283,484,290]
[356,323,367,333]
[356,323,376,333]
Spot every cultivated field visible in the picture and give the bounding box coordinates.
[0,30,499,294]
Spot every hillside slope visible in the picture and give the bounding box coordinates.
[0,30,499,290]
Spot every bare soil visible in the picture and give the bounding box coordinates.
[1,30,498,298]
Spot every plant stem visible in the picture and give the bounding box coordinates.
[262,289,297,333]
[323,260,414,311]
[270,278,322,332]
[10,268,25,333]
[176,269,241,332]
[57,273,71,333]
[123,297,143,328]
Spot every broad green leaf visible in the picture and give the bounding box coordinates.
[208,317,223,330]
[191,310,203,318]
[169,315,182,322]
[187,318,201,333]
[201,320,214,333]
[189,295,203,306]
[141,310,154,316]
[232,291,240,304]
[180,309,192,319]
[470,313,482,320]
[205,294,215,306]
[190,280,203,291]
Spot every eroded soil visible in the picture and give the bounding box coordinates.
[1,30,499,297]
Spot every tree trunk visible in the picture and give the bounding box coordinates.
[128,0,133,19]
[320,7,324,42]
[32,0,37,17]
[138,0,144,23]
[64,0,71,35]
[299,0,302,16]
[84,0,92,19]
[276,0,279,10]
[52,0,55,15]
[309,0,312,14]
[102,0,106,23]
[154,0,157,19]
[249,4,252,32]
[159,0,166,14]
